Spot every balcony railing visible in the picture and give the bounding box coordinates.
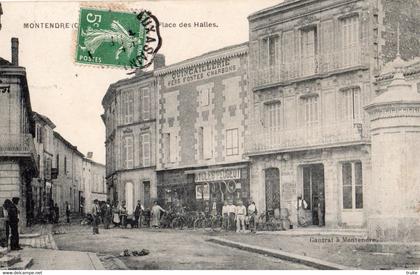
[253,48,363,87]
[245,120,368,155]
[0,133,38,164]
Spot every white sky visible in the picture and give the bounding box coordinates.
[0,0,280,164]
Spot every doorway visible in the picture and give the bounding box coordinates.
[265,168,280,218]
[302,164,325,226]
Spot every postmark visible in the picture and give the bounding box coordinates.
[75,7,161,69]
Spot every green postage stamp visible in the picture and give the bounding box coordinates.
[76,7,161,69]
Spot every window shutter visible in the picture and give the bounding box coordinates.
[321,20,334,72]
[138,133,143,167]
[260,38,268,68]
[122,137,127,168]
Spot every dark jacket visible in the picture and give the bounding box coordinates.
[8,204,19,224]
[134,204,143,217]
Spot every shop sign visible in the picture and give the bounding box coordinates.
[196,184,210,200]
[195,168,241,183]
[164,57,240,88]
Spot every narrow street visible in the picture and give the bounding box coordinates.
[52,223,314,270]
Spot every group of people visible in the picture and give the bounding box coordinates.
[221,200,258,233]
[37,200,72,225]
[89,199,167,234]
[2,197,22,250]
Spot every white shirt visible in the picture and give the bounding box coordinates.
[227,204,236,213]
[236,205,246,215]
[222,205,229,215]
[248,204,256,215]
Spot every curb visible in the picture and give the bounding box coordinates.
[20,233,41,239]
[87,252,106,270]
[208,237,352,270]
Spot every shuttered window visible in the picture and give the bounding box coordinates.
[141,132,150,167]
[341,16,360,67]
[141,87,150,121]
[122,135,133,169]
[226,128,239,156]
[301,96,319,127]
[261,35,279,67]
[341,87,361,121]
[301,28,317,76]
[123,91,134,124]
[265,102,282,130]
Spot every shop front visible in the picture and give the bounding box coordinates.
[157,164,250,214]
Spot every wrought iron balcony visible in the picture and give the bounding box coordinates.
[245,120,369,155]
[252,48,363,88]
[0,133,39,170]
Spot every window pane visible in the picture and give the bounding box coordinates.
[355,161,363,209]
[342,162,352,209]
[355,186,363,209]
[343,186,353,209]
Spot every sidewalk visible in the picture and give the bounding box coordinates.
[21,248,105,270]
[208,233,420,270]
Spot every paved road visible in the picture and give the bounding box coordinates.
[53,225,314,270]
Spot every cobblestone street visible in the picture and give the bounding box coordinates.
[52,224,313,270]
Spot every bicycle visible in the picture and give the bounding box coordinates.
[209,214,223,232]
[193,212,210,230]
[171,212,187,230]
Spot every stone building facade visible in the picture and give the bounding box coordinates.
[52,132,84,214]
[82,158,106,215]
[155,43,250,211]
[0,38,38,227]
[102,56,165,213]
[31,112,55,219]
[246,0,420,229]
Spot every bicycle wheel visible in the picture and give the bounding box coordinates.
[193,218,202,230]
[211,216,222,232]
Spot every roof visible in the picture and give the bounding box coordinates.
[154,42,248,76]
[33,111,56,129]
[0,57,11,66]
[53,131,85,158]
[101,70,154,107]
[84,158,105,167]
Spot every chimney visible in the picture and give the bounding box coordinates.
[153,54,165,69]
[11,37,18,66]
[87,152,93,159]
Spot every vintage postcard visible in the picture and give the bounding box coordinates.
[0,0,419,272]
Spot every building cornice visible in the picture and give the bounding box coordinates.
[154,43,248,76]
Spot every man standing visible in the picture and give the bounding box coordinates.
[92,199,99,234]
[247,201,257,232]
[134,200,144,228]
[103,200,112,229]
[9,197,21,250]
[65,201,71,224]
[221,201,229,231]
[227,200,236,231]
[235,200,246,233]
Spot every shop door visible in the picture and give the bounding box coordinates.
[143,181,150,209]
[302,164,325,226]
[265,168,280,215]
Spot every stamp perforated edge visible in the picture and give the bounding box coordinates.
[71,2,161,71]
